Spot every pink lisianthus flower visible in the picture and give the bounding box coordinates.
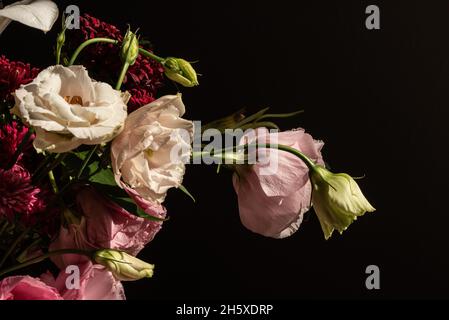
[40,261,125,300]
[232,128,324,238]
[0,262,125,300]
[49,186,166,269]
[0,276,63,300]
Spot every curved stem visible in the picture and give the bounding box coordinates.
[68,38,119,66]
[259,143,316,169]
[255,110,304,122]
[191,143,317,170]
[0,249,92,278]
[138,48,165,64]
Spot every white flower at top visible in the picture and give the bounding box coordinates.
[12,65,129,153]
[0,0,58,34]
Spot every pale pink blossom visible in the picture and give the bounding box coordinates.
[40,261,125,300]
[50,186,166,268]
[111,94,193,204]
[0,275,62,300]
[233,128,324,238]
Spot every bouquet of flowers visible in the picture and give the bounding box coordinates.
[0,1,375,300]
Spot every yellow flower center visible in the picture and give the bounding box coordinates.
[64,96,83,105]
[145,149,154,158]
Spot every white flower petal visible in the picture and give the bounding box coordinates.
[0,0,58,34]
[13,65,128,153]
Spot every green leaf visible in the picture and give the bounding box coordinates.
[91,182,167,222]
[179,184,196,203]
[89,168,116,186]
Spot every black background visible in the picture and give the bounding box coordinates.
[1,0,448,299]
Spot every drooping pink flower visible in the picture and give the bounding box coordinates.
[0,55,39,104]
[0,165,41,220]
[232,128,325,238]
[0,276,63,300]
[0,121,34,169]
[40,261,125,300]
[49,186,166,269]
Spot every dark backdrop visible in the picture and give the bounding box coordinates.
[1,0,448,299]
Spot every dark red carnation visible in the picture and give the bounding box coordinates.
[0,121,35,169]
[0,165,41,220]
[127,88,156,113]
[0,56,39,104]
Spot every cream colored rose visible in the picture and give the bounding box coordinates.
[12,65,129,153]
[111,95,193,204]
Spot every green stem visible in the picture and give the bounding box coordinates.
[239,121,279,131]
[68,38,119,66]
[48,170,59,194]
[0,249,93,278]
[261,143,316,169]
[76,145,97,179]
[115,62,130,90]
[0,227,31,269]
[138,48,165,64]
[191,143,317,170]
[255,110,304,122]
[56,41,62,65]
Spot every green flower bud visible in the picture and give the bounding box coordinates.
[164,57,199,87]
[94,249,154,281]
[310,165,376,240]
[121,28,139,66]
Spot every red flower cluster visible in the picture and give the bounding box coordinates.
[0,56,39,104]
[69,14,165,112]
[0,165,41,220]
[0,121,34,169]
[0,122,58,233]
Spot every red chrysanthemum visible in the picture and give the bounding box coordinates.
[127,88,156,113]
[67,14,165,111]
[0,121,35,169]
[0,56,39,104]
[21,187,60,237]
[0,165,41,220]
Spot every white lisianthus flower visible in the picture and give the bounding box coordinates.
[111,94,193,204]
[0,0,58,34]
[12,65,129,153]
[310,165,376,240]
